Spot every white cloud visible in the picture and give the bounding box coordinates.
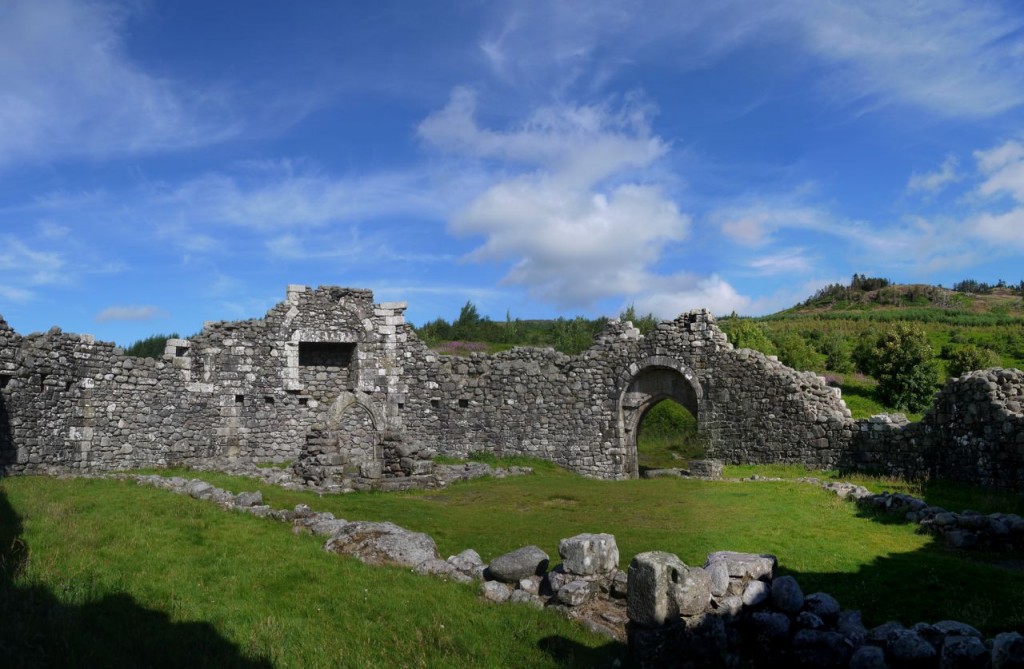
[0,285,34,303]
[632,273,751,318]
[422,88,698,309]
[418,87,666,187]
[165,167,442,231]
[975,140,1024,202]
[478,0,1024,119]
[746,249,814,275]
[968,139,1024,250]
[0,0,236,168]
[907,155,960,195]
[0,236,66,285]
[95,305,168,323]
[970,210,1024,249]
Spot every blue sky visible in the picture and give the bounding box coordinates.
[3,0,1024,346]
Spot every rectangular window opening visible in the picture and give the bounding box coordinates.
[298,342,355,368]
[264,396,275,405]
[430,399,440,409]
[174,346,189,358]
[458,399,469,408]
[234,394,244,404]
[397,402,404,410]
[298,397,309,406]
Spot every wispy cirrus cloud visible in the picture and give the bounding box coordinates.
[95,305,168,323]
[478,0,1024,119]
[0,0,239,168]
[907,155,961,195]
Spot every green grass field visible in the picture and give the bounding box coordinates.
[3,463,1023,667]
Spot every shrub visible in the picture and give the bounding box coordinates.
[871,323,940,411]
[818,333,853,372]
[946,345,1000,378]
[720,317,777,356]
[771,331,820,371]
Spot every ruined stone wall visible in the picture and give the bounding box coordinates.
[845,368,1024,490]
[0,285,1020,488]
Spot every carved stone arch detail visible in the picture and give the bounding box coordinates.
[614,355,703,401]
[327,391,386,432]
[616,356,704,479]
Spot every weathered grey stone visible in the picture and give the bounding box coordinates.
[185,480,214,499]
[707,559,730,597]
[558,533,618,576]
[487,545,549,583]
[992,631,1024,669]
[888,629,937,666]
[792,629,851,668]
[509,589,544,609]
[838,609,869,644]
[849,645,889,669]
[940,635,988,669]
[234,490,263,507]
[771,575,804,614]
[610,569,628,599]
[805,591,840,623]
[741,580,769,607]
[626,551,688,628]
[934,621,983,639]
[556,580,592,607]
[795,611,825,630]
[868,621,906,645]
[447,548,486,579]
[752,611,791,648]
[414,558,472,583]
[480,580,511,603]
[323,520,439,568]
[518,576,540,596]
[705,551,777,581]
[673,566,712,616]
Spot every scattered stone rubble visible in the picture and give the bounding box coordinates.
[131,473,1024,667]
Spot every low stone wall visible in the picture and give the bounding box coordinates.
[128,472,1024,668]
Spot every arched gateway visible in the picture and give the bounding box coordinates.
[617,356,703,478]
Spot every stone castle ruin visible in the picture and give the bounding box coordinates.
[1,285,1022,490]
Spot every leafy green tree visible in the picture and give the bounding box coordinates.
[946,344,1000,378]
[817,333,852,372]
[870,323,940,411]
[851,329,881,375]
[771,331,820,371]
[452,301,486,340]
[719,317,777,356]
[619,304,658,335]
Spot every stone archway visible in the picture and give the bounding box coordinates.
[617,357,703,478]
[326,391,384,470]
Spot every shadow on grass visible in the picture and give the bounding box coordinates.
[537,635,630,668]
[0,393,273,669]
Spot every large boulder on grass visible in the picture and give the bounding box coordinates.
[487,545,549,583]
[558,533,619,576]
[322,521,439,568]
[627,551,692,627]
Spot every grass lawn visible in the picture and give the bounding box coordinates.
[3,463,1024,667]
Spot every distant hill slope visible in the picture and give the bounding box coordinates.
[768,282,1024,325]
